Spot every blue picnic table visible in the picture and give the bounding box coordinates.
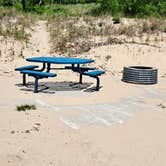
[27,56,94,64]
[27,56,94,73]
[15,56,105,93]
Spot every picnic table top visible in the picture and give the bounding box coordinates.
[27,56,94,65]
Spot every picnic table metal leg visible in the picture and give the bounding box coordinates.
[38,63,46,71]
[79,73,83,84]
[72,64,75,68]
[96,77,100,91]
[46,63,51,72]
[34,78,39,93]
[23,73,26,85]
[75,64,82,84]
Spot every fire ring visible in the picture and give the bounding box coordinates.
[122,66,158,84]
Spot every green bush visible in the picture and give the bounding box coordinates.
[136,4,159,18]
[14,2,23,11]
[94,0,166,18]
[100,0,119,15]
[0,0,13,6]
[0,0,166,18]
[158,1,166,17]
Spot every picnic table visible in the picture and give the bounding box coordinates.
[26,56,94,72]
[15,56,105,93]
[27,56,94,64]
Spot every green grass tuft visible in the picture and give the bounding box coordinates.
[16,104,36,112]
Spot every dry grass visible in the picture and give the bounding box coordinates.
[0,8,37,63]
[48,16,166,55]
[0,8,35,42]
[1,9,164,57]
[49,17,91,55]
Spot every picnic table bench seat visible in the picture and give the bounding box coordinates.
[15,65,39,71]
[84,70,105,77]
[15,65,40,87]
[21,70,56,78]
[83,70,105,91]
[65,65,105,90]
[20,70,57,93]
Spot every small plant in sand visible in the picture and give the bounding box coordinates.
[131,37,135,43]
[16,104,36,112]
[145,35,150,42]
[154,36,158,43]
[112,15,120,24]
[157,103,166,109]
[142,21,150,33]
[105,55,112,61]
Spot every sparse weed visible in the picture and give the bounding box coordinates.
[105,55,112,61]
[154,36,158,42]
[141,18,166,34]
[16,104,36,112]
[145,36,150,42]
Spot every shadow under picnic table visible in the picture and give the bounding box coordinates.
[15,81,93,94]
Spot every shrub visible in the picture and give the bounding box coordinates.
[94,0,166,18]
[158,2,166,17]
[136,4,159,18]
[100,0,119,15]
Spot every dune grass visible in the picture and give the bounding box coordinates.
[48,16,166,55]
[0,7,35,42]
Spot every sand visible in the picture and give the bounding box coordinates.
[0,20,166,166]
